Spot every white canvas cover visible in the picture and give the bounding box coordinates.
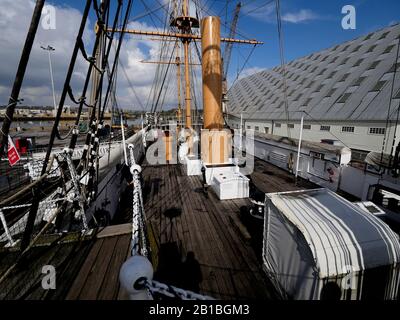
[263,188,400,300]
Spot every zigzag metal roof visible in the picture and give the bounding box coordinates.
[228,24,400,122]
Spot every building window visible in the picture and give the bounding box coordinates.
[379,31,390,39]
[370,80,387,92]
[275,123,281,128]
[329,56,338,64]
[288,124,294,128]
[315,84,324,92]
[255,126,260,131]
[367,45,377,53]
[383,44,395,54]
[353,76,367,86]
[320,125,331,131]
[395,88,400,99]
[264,127,269,134]
[369,127,386,135]
[321,56,329,62]
[388,62,400,73]
[352,45,362,53]
[342,45,350,52]
[342,126,355,133]
[328,71,337,78]
[247,125,251,129]
[306,80,315,88]
[368,61,380,70]
[353,58,364,67]
[303,98,312,106]
[303,124,311,130]
[294,93,302,101]
[339,58,350,65]
[310,151,324,160]
[325,88,336,97]
[364,33,373,41]
[339,73,350,82]
[338,93,352,103]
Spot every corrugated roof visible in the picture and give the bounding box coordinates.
[228,24,400,121]
[253,131,351,155]
[266,188,400,278]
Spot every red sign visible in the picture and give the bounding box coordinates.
[7,136,20,166]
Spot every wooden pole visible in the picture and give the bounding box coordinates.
[184,39,192,129]
[176,56,182,129]
[201,16,224,130]
[108,28,263,45]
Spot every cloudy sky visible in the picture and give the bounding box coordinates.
[0,0,399,111]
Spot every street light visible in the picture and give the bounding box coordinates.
[41,45,57,117]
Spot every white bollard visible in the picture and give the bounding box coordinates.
[119,255,153,300]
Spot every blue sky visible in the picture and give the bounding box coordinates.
[1,0,399,109]
[53,0,400,74]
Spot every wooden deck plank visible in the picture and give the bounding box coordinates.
[97,234,131,300]
[1,240,65,300]
[142,160,285,299]
[77,236,119,299]
[65,238,104,300]
[96,223,132,239]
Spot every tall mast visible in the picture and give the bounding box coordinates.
[182,0,193,129]
[176,55,182,128]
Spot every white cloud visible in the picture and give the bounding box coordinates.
[282,9,319,24]
[0,0,183,111]
[237,67,266,80]
[227,67,266,87]
[0,0,90,107]
[243,4,320,25]
[242,4,276,24]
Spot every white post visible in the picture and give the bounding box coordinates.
[0,209,16,246]
[48,50,57,117]
[121,114,128,164]
[141,114,144,130]
[295,115,304,180]
[239,113,243,151]
[41,45,57,117]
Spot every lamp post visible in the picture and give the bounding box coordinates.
[41,45,57,117]
[295,113,304,184]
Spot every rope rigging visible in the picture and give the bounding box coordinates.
[9,0,138,250]
[275,0,291,139]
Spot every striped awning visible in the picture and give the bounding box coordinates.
[266,188,400,278]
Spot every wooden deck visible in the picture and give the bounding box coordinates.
[139,158,317,299]
[0,157,316,300]
[0,224,132,300]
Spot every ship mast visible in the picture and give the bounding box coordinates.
[109,2,263,130]
[176,54,182,129]
[182,0,192,129]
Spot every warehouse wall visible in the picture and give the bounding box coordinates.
[227,116,400,155]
